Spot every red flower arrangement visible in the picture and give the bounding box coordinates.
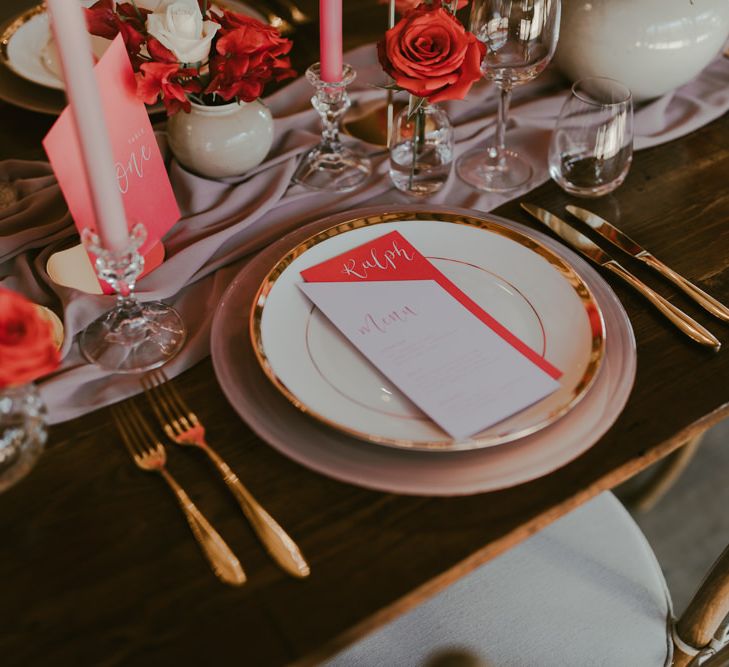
[0,289,60,390]
[85,0,295,115]
[378,0,484,106]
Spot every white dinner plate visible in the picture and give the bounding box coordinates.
[0,0,264,92]
[251,211,606,451]
[211,205,636,496]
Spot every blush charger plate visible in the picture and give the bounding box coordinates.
[211,205,637,496]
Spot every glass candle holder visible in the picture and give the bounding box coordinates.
[293,63,372,192]
[0,383,46,493]
[79,223,186,373]
[548,77,634,198]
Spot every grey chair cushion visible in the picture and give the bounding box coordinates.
[324,492,672,667]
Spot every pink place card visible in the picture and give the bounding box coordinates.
[299,231,562,440]
[43,35,180,291]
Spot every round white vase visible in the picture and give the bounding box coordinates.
[555,0,729,102]
[167,99,274,179]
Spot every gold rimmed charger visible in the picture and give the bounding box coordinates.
[250,210,606,452]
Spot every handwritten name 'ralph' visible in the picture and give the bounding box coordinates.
[342,239,415,279]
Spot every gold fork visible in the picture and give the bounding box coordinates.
[141,370,310,579]
[111,402,246,587]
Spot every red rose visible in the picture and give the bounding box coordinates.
[0,289,60,389]
[378,4,485,104]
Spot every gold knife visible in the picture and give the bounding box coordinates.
[520,203,721,351]
[566,205,729,323]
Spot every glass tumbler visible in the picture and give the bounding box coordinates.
[548,77,633,198]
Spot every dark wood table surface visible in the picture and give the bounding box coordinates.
[1,1,728,665]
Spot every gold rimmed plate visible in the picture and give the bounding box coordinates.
[0,4,66,115]
[250,210,606,452]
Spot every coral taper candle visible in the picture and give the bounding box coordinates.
[46,0,129,254]
[320,0,343,82]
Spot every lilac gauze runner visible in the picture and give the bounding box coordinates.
[1,44,728,424]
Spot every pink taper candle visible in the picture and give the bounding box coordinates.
[319,0,343,82]
[46,0,129,254]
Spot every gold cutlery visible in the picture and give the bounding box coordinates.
[566,205,729,323]
[111,403,246,586]
[141,369,311,579]
[521,203,721,351]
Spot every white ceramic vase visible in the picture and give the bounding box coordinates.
[555,0,729,102]
[167,99,274,179]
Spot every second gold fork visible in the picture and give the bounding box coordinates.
[141,369,310,579]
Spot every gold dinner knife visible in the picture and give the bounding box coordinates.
[566,205,729,323]
[520,203,721,351]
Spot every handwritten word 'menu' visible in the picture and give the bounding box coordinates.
[358,305,418,335]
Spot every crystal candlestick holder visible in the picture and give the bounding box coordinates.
[79,223,186,373]
[293,63,372,192]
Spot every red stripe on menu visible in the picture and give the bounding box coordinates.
[301,230,562,380]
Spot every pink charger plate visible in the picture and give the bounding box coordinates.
[210,204,636,496]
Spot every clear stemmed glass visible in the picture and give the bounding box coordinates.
[457,0,561,192]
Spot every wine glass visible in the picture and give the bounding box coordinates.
[457,0,561,192]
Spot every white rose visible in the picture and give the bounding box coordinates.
[146,0,219,64]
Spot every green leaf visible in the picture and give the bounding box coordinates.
[376,83,403,92]
[407,95,426,120]
[129,0,145,24]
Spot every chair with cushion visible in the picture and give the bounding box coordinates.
[324,492,729,667]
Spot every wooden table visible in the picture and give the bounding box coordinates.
[1,2,728,665]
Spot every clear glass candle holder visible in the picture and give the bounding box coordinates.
[79,223,186,373]
[548,77,634,198]
[0,383,46,493]
[293,63,372,192]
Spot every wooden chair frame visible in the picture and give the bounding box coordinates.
[673,543,729,665]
